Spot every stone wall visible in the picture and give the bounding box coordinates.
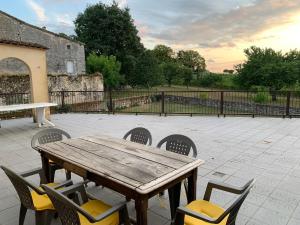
[0,73,103,94]
[0,11,86,75]
[165,95,300,116]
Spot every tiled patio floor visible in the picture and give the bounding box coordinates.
[1,114,300,225]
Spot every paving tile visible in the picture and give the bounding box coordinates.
[253,207,290,225]
[1,114,300,224]
[261,196,298,217]
[288,218,300,225]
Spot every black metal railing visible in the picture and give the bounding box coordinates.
[1,90,300,118]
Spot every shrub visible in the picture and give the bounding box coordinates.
[86,53,123,89]
[198,73,222,87]
[199,93,208,99]
[253,92,270,103]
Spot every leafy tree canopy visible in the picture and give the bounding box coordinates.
[160,61,180,87]
[152,45,175,63]
[133,50,163,88]
[75,2,144,59]
[177,50,206,72]
[86,53,123,89]
[236,46,299,90]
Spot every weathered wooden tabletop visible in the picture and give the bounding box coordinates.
[37,135,204,194]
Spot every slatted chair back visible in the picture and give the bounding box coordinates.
[157,134,197,158]
[1,166,34,210]
[123,127,152,145]
[31,128,71,150]
[43,185,81,225]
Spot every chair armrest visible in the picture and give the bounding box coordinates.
[59,182,85,195]
[51,180,73,189]
[19,167,43,177]
[176,206,217,224]
[204,180,252,201]
[83,202,127,223]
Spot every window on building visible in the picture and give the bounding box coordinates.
[66,61,75,74]
[67,44,71,50]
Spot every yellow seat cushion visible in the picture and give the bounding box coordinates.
[184,200,228,225]
[79,200,119,225]
[31,183,57,211]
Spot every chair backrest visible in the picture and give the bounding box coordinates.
[43,185,81,225]
[157,134,197,158]
[31,128,71,149]
[123,127,152,146]
[1,166,34,210]
[218,179,255,225]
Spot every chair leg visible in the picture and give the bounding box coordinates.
[174,211,184,225]
[66,170,71,180]
[49,166,55,183]
[184,180,188,199]
[35,211,45,225]
[44,210,54,225]
[19,204,27,225]
[120,207,130,225]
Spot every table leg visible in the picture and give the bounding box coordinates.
[135,196,148,225]
[36,107,55,127]
[41,154,51,183]
[187,168,198,203]
[168,182,182,224]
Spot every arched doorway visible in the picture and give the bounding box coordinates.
[0,40,50,119]
[0,57,31,107]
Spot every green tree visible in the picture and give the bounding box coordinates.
[75,2,144,61]
[121,55,138,87]
[161,62,180,87]
[177,50,206,73]
[86,53,122,89]
[133,50,163,88]
[179,66,193,88]
[236,46,298,90]
[152,45,174,63]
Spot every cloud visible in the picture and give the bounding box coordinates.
[141,0,300,49]
[26,0,47,22]
[56,14,73,27]
[116,0,127,8]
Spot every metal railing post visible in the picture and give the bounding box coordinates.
[109,89,114,114]
[286,91,291,117]
[220,91,224,115]
[161,91,165,115]
[61,90,65,108]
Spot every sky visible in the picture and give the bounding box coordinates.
[1,0,300,72]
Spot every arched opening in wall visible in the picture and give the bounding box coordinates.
[0,57,32,118]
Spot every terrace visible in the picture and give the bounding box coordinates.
[0,113,300,225]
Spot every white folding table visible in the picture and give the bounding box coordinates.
[0,102,57,127]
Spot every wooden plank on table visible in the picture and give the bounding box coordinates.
[136,159,204,194]
[61,138,174,178]
[67,137,186,168]
[80,136,193,166]
[38,143,142,188]
[39,141,170,186]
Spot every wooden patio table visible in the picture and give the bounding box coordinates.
[36,135,204,225]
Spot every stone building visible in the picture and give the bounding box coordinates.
[0,10,86,75]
